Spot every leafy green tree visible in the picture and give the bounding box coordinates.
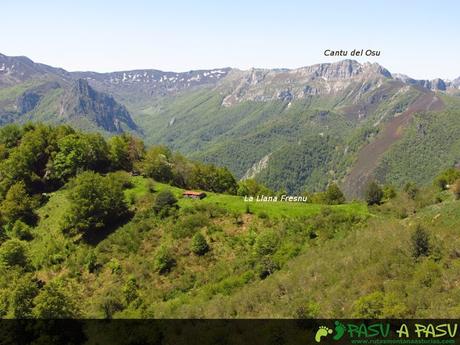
[0,238,30,268]
[189,163,237,194]
[9,275,39,318]
[109,133,145,172]
[324,183,345,205]
[190,233,209,256]
[0,124,23,148]
[237,179,273,197]
[0,124,71,196]
[141,146,173,183]
[365,181,383,205]
[51,133,110,182]
[64,171,128,234]
[153,190,178,217]
[33,280,80,318]
[0,181,35,225]
[411,224,430,259]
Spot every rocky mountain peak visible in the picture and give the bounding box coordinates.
[393,74,448,91]
[62,79,138,133]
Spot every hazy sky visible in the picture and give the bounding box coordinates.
[2,0,459,79]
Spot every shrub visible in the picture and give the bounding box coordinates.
[352,291,384,318]
[33,280,80,318]
[256,257,279,279]
[324,183,345,205]
[172,213,208,239]
[153,190,178,217]
[411,224,430,259]
[154,246,175,274]
[383,185,397,200]
[190,233,209,256]
[364,181,383,205]
[122,277,139,305]
[434,168,460,190]
[403,182,418,200]
[0,239,29,268]
[7,220,33,241]
[257,211,269,219]
[254,230,279,256]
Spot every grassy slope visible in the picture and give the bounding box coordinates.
[154,194,460,318]
[25,176,369,318]
[24,175,460,318]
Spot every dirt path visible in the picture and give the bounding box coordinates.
[343,91,444,198]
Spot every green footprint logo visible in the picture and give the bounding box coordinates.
[315,326,333,343]
[333,321,346,341]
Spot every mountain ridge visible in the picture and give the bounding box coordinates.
[1,52,460,197]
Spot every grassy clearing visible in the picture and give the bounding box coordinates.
[127,176,369,219]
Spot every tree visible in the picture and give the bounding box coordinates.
[9,275,39,318]
[324,183,345,205]
[364,181,383,205]
[0,181,35,225]
[411,224,430,259]
[51,133,110,182]
[0,238,30,269]
[154,245,175,274]
[403,182,418,200]
[110,134,145,172]
[0,124,23,149]
[64,171,128,234]
[189,163,237,194]
[122,277,139,305]
[434,168,460,190]
[141,146,173,183]
[153,190,178,217]
[33,281,80,318]
[190,233,209,256]
[237,179,273,197]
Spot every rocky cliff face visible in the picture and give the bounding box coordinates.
[219,60,393,106]
[393,74,447,91]
[62,79,137,132]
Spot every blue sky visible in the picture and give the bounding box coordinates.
[2,0,459,79]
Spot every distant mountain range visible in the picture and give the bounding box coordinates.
[1,52,460,197]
